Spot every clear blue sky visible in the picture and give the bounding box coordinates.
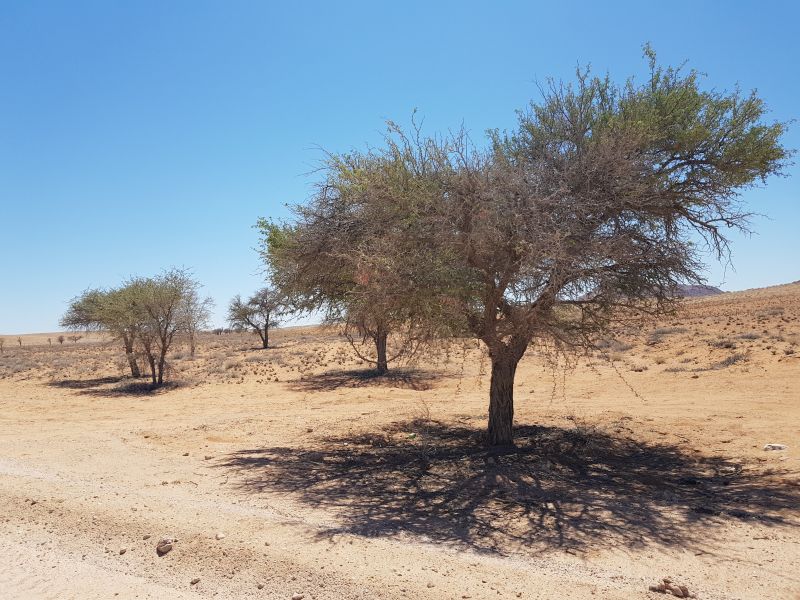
[1,1,798,333]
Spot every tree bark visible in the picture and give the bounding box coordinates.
[374,329,388,374]
[122,335,141,378]
[147,355,157,386]
[157,349,167,385]
[484,331,531,447]
[262,324,269,349]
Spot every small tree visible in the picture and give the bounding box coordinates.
[62,288,143,377]
[17,337,22,347]
[131,269,205,386]
[0,338,4,353]
[228,288,285,349]
[180,284,213,357]
[68,335,82,344]
[258,145,447,374]
[47,338,52,346]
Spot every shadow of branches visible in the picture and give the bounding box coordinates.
[47,376,180,397]
[289,368,442,392]
[217,420,800,555]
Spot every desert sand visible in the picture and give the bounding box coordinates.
[1,283,798,599]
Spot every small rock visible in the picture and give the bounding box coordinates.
[143,534,151,540]
[257,583,264,589]
[764,443,788,451]
[204,455,213,460]
[156,538,174,556]
[182,452,189,456]
[119,548,127,555]
[215,532,226,540]
[190,578,200,585]
[427,583,435,588]
[291,594,304,600]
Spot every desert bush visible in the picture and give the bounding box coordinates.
[653,326,689,336]
[737,332,760,340]
[711,352,749,369]
[710,338,737,349]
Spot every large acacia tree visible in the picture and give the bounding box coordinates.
[425,53,788,445]
[275,51,788,445]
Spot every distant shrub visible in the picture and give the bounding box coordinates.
[710,338,737,349]
[711,352,748,369]
[652,326,688,336]
[737,332,760,340]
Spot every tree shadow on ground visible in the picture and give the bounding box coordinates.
[47,376,180,397]
[289,368,442,392]
[216,419,800,556]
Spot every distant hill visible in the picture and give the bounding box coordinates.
[676,284,724,298]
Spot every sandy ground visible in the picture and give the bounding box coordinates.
[1,284,799,599]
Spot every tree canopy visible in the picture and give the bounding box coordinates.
[261,49,789,445]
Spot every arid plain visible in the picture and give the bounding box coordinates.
[1,283,799,599]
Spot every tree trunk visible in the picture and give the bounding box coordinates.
[123,335,141,378]
[157,349,166,385]
[262,325,269,349]
[487,353,520,447]
[189,331,196,357]
[148,355,157,386]
[374,329,388,374]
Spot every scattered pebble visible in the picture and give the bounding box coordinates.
[156,538,174,556]
[648,578,693,597]
[191,578,200,585]
[143,534,151,540]
[257,583,264,589]
[764,443,788,451]
[291,594,304,600]
[119,548,127,555]
[215,532,226,540]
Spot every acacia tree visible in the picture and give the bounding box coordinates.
[181,285,213,357]
[228,288,285,349]
[423,53,788,445]
[278,51,788,445]
[62,270,209,385]
[132,269,208,386]
[258,143,448,374]
[61,287,143,377]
